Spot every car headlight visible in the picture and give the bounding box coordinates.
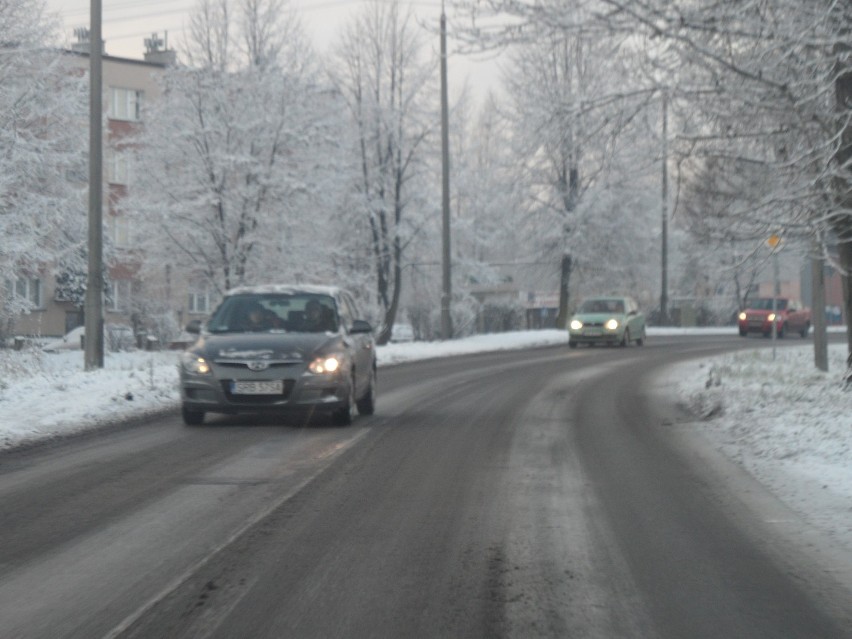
[308,355,342,374]
[768,313,776,322]
[181,353,211,375]
[604,319,619,330]
[569,319,583,330]
[738,312,747,321]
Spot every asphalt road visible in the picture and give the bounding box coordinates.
[0,335,850,638]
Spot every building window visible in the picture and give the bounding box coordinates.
[5,277,42,309]
[109,87,142,121]
[108,279,133,312]
[188,288,210,314]
[107,151,130,185]
[109,215,131,248]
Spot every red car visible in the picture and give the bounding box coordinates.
[738,297,811,338]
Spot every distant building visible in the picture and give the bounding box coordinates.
[6,31,181,340]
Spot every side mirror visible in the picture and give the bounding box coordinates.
[185,319,202,335]
[350,319,373,334]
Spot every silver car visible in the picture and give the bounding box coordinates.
[178,285,376,425]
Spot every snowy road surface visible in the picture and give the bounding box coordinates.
[0,335,850,638]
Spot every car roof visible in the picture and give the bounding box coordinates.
[225,284,342,297]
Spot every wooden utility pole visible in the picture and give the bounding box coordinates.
[555,255,572,329]
[811,248,828,372]
[440,2,453,339]
[660,92,669,326]
[84,0,104,370]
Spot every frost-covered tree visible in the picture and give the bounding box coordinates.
[444,90,531,333]
[128,0,344,296]
[328,0,437,344]
[456,0,852,365]
[0,0,87,332]
[499,22,660,324]
[634,0,852,363]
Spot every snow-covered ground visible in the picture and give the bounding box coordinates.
[1,327,849,554]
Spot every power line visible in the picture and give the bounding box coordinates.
[60,0,443,21]
[61,6,195,27]
[61,0,195,19]
[56,0,449,47]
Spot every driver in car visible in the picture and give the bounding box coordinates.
[304,300,332,332]
[239,303,273,331]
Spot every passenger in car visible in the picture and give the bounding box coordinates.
[239,303,273,331]
[303,300,335,332]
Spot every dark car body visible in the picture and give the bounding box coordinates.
[178,285,376,425]
[738,297,811,338]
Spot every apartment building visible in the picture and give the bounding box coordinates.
[7,33,177,340]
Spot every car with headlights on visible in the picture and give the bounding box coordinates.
[568,296,646,348]
[178,285,376,426]
[737,297,810,338]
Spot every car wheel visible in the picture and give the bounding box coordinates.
[182,405,205,426]
[636,326,646,346]
[333,380,356,425]
[739,328,747,337]
[569,341,578,349]
[800,322,810,338]
[356,368,376,416]
[620,329,630,347]
[777,323,786,338]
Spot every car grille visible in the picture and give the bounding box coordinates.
[583,321,605,327]
[221,379,296,403]
[215,361,301,370]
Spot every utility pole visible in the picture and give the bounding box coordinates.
[811,245,828,372]
[84,0,104,370]
[768,234,781,361]
[440,2,453,340]
[659,91,669,326]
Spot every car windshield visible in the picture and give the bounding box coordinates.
[749,298,787,310]
[578,299,624,314]
[206,293,339,333]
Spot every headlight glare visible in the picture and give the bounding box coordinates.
[605,319,619,330]
[738,312,746,321]
[181,353,211,375]
[569,319,583,330]
[309,355,341,374]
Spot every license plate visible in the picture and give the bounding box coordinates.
[585,329,602,336]
[231,380,284,395]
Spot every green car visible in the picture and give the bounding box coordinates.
[568,296,646,348]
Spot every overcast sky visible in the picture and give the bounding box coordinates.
[46,0,503,100]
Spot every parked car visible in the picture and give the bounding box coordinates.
[42,324,136,353]
[737,297,810,338]
[178,284,376,426]
[568,296,646,347]
[390,322,415,343]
